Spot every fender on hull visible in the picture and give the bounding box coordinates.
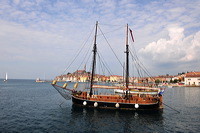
[72,96,161,110]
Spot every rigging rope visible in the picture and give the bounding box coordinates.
[97,52,114,76]
[98,25,125,36]
[61,25,95,75]
[129,41,152,77]
[129,46,155,80]
[97,52,106,76]
[98,25,124,68]
[76,42,93,71]
[99,23,125,27]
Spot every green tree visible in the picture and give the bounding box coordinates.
[155,79,160,84]
[173,79,178,83]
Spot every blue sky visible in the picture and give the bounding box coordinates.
[0,0,200,79]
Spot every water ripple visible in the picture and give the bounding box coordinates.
[0,80,199,132]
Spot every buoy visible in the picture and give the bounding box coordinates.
[52,80,57,85]
[115,103,120,108]
[63,83,67,88]
[135,104,139,109]
[74,82,78,89]
[94,102,98,107]
[83,101,87,106]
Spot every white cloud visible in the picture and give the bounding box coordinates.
[168,26,184,41]
[0,20,75,62]
[0,0,200,78]
[139,26,200,64]
[13,0,20,5]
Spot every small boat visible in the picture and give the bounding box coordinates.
[36,78,45,83]
[4,72,8,82]
[52,21,164,110]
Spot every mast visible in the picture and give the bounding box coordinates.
[89,21,98,96]
[125,24,129,96]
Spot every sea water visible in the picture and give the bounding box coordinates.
[0,79,200,132]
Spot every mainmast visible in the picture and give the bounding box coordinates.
[125,24,129,96]
[89,21,98,96]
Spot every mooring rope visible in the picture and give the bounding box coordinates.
[59,101,65,108]
[163,102,180,113]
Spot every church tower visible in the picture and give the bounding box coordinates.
[84,64,86,72]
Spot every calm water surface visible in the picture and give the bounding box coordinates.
[0,79,200,132]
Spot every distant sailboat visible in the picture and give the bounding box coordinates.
[4,72,8,82]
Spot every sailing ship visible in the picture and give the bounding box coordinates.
[4,72,8,82]
[52,21,164,110]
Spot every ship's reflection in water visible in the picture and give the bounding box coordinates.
[70,104,164,132]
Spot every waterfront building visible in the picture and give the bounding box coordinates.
[110,75,123,82]
[185,72,200,86]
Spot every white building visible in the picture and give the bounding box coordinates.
[185,72,200,86]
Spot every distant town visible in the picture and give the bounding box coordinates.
[54,68,200,87]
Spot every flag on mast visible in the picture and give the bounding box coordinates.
[129,28,134,42]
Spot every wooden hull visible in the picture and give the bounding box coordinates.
[52,84,163,110]
[72,96,162,110]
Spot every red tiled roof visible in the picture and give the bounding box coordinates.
[185,72,200,77]
[76,70,85,73]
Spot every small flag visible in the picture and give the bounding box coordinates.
[129,28,134,42]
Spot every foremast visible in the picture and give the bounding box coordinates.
[125,24,129,97]
[89,21,98,96]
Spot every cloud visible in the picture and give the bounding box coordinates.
[0,0,200,78]
[0,20,76,65]
[139,25,200,65]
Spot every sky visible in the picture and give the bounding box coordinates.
[0,0,200,79]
